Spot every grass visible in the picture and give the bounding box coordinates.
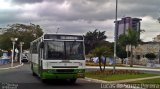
[131,78,160,84]
[86,70,160,81]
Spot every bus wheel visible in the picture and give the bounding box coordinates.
[32,72,37,76]
[42,79,48,83]
[70,79,77,84]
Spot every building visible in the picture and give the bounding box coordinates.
[115,17,142,39]
[132,42,160,65]
[153,34,160,42]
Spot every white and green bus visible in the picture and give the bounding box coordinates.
[30,33,85,83]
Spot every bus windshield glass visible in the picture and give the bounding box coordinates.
[46,41,84,60]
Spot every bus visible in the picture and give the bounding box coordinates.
[30,33,85,83]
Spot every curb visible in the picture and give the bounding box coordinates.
[84,77,146,89]
[0,63,24,70]
[86,66,160,72]
[85,77,111,83]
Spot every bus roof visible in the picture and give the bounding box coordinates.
[31,33,84,44]
[43,33,83,37]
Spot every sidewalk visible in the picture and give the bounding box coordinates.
[0,62,23,70]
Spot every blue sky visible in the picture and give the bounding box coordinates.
[0,0,160,42]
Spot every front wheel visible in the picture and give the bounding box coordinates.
[42,79,48,83]
[32,72,37,76]
[70,79,77,84]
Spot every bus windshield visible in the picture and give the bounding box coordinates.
[46,41,84,60]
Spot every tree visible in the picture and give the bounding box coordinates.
[0,23,43,50]
[84,29,107,54]
[145,53,156,60]
[91,41,113,72]
[117,34,129,64]
[145,53,156,67]
[158,17,160,23]
[91,45,113,72]
[116,45,127,63]
[117,28,140,67]
[127,28,140,67]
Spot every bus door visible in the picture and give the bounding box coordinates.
[38,42,44,75]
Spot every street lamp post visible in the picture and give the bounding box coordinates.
[113,0,118,73]
[20,42,24,64]
[11,38,18,67]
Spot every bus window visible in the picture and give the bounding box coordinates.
[47,41,64,59]
[66,42,84,60]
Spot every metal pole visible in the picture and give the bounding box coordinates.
[20,44,22,64]
[19,42,24,64]
[113,0,118,73]
[11,42,15,67]
[56,28,59,34]
[159,43,160,64]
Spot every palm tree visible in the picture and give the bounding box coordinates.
[118,28,139,67]
[84,29,107,54]
[127,28,139,67]
[91,45,113,72]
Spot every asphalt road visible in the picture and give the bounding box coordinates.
[0,64,102,89]
[1,63,159,89]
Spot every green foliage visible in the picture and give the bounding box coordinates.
[145,53,156,60]
[0,23,43,50]
[84,29,107,54]
[132,78,160,84]
[92,47,105,57]
[116,45,127,59]
[92,42,113,57]
[117,28,140,67]
[127,28,139,46]
[91,45,113,72]
[158,17,160,23]
[117,35,128,59]
[118,34,128,46]
[86,71,158,81]
[118,28,140,46]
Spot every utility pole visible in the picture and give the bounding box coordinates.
[113,0,118,73]
[56,28,59,34]
[11,38,18,67]
[20,42,24,64]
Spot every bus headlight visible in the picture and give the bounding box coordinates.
[48,70,56,73]
[78,70,82,73]
[77,69,84,73]
[79,63,83,66]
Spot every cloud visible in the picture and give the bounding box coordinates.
[117,0,160,19]
[141,16,160,42]
[11,0,44,4]
[0,0,160,42]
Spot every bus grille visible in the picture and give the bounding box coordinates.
[56,69,74,73]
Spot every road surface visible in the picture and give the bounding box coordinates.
[0,64,102,89]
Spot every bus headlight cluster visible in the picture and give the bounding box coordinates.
[77,70,84,73]
[79,63,83,66]
[48,70,56,73]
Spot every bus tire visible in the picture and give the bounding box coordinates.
[70,79,77,84]
[42,79,48,83]
[32,72,37,76]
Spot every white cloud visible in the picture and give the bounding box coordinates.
[0,0,160,42]
[141,16,160,42]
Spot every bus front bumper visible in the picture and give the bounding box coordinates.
[41,69,85,79]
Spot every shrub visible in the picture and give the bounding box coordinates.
[145,53,156,60]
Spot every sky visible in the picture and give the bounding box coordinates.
[0,0,160,42]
